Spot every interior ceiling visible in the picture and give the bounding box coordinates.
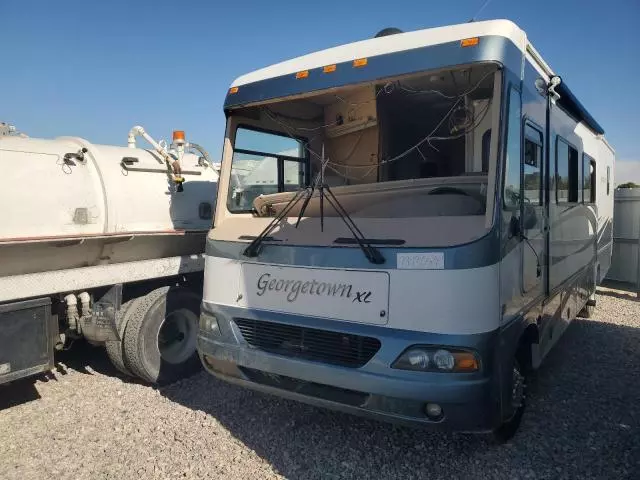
[265,64,497,118]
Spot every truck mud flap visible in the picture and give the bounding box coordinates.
[0,297,55,384]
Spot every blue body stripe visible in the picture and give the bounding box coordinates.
[224,35,522,110]
[206,227,500,270]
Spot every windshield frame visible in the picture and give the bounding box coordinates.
[215,65,504,237]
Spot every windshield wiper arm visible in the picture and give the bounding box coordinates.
[320,183,385,264]
[244,146,385,265]
[301,147,385,265]
[242,187,309,258]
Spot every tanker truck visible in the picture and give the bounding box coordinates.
[0,122,219,385]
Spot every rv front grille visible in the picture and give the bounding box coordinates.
[233,318,381,368]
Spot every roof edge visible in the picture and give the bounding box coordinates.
[230,19,525,87]
[556,78,605,135]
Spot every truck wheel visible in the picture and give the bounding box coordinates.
[122,286,202,385]
[492,358,527,443]
[578,303,595,318]
[105,297,144,377]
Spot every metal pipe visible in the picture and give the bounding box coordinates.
[187,142,220,173]
[78,291,91,318]
[187,142,211,164]
[64,294,79,332]
[128,126,166,157]
[127,125,183,188]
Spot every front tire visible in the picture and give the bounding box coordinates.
[122,286,202,385]
[492,358,527,443]
[578,303,595,318]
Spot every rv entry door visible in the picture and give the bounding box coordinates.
[522,123,546,295]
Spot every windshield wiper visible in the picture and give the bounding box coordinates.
[295,146,385,265]
[242,187,309,258]
[243,143,385,265]
[319,183,386,264]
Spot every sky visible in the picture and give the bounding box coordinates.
[1,0,639,183]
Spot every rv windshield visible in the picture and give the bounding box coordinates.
[226,64,498,227]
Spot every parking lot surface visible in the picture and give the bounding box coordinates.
[1,289,638,480]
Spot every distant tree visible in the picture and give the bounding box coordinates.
[617,182,640,189]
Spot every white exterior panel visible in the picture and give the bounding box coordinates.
[0,134,219,279]
[203,256,500,335]
[231,20,526,87]
[0,135,218,240]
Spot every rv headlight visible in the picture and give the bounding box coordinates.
[199,312,220,337]
[407,349,430,369]
[433,349,455,371]
[392,346,479,373]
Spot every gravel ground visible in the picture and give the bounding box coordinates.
[1,287,638,480]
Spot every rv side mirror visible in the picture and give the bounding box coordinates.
[523,204,537,230]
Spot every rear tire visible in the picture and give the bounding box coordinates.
[104,297,143,377]
[122,286,202,385]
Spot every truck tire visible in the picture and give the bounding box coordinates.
[104,297,144,378]
[122,286,202,385]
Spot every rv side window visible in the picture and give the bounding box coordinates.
[607,166,611,195]
[524,125,543,206]
[583,153,596,204]
[555,138,579,204]
[227,126,307,212]
[503,87,522,209]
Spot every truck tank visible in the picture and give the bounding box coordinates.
[0,132,219,277]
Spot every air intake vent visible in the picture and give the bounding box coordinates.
[374,27,404,38]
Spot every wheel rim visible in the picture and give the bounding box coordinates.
[157,309,198,364]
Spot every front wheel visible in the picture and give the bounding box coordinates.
[492,358,527,443]
[122,286,202,385]
[579,302,595,318]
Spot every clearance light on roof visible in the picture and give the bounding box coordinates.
[229,86,239,94]
[295,70,309,79]
[323,64,337,73]
[461,37,479,47]
[353,58,368,68]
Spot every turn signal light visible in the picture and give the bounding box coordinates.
[453,352,479,371]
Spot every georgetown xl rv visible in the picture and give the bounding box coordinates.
[197,19,615,440]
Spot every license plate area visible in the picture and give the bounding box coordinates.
[240,263,390,325]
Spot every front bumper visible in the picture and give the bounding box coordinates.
[197,303,501,432]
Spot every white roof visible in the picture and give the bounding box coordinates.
[231,19,528,87]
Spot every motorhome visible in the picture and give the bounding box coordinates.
[197,19,615,440]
